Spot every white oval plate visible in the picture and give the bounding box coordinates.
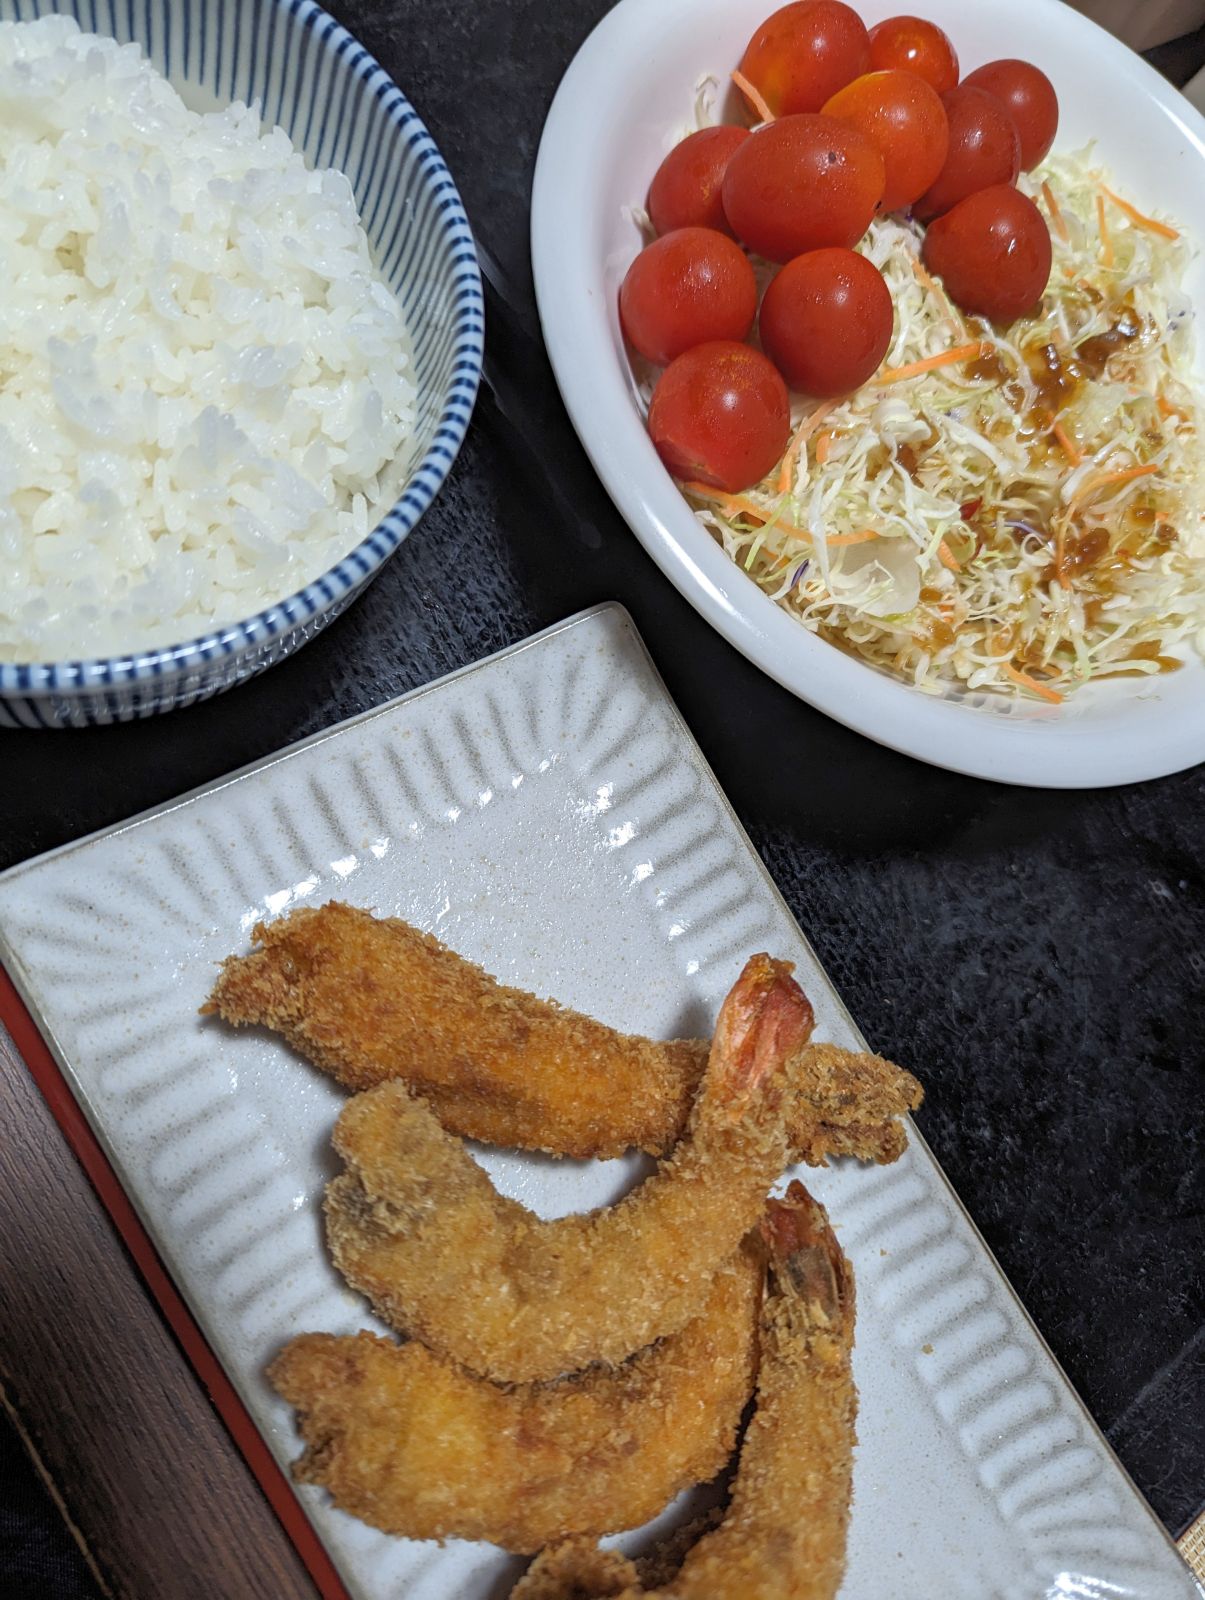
[531,0,1205,787]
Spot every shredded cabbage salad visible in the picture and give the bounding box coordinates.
[636,105,1205,702]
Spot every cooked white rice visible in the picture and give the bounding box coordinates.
[0,15,416,662]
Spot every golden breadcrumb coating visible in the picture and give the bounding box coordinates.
[325,954,812,1381]
[269,1241,761,1552]
[514,1181,856,1600]
[204,902,921,1163]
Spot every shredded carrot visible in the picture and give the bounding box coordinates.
[776,402,836,493]
[1100,184,1179,241]
[910,255,950,307]
[1051,419,1082,466]
[1156,394,1188,422]
[937,538,961,573]
[828,528,880,547]
[680,481,879,548]
[681,482,782,529]
[1100,463,1161,485]
[910,253,966,331]
[1005,664,1064,704]
[800,401,837,441]
[875,342,986,384]
[815,430,834,465]
[1096,193,1114,268]
[731,69,775,125]
[1041,180,1069,245]
[1070,462,1160,508]
[776,443,798,497]
[911,255,940,295]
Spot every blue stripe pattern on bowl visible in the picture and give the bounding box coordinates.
[0,0,484,727]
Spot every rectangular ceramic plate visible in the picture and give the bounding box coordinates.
[0,605,1196,1600]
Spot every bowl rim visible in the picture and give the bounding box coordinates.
[530,0,1205,788]
[0,0,484,702]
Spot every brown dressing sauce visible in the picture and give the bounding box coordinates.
[922,617,957,650]
[1047,536,1140,591]
[969,310,1145,443]
[1075,309,1142,377]
[848,299,1171,674]
[1030,342,1080,417]
[1058,528,1111,578]
[1098,639,1184,676]
[966,349,1009,385]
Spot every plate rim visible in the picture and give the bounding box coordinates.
[0,607,619,894]
[529,0,1205,789]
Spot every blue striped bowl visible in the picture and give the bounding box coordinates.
[0,0,483,728]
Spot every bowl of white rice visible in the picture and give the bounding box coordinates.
[0,3,483,727]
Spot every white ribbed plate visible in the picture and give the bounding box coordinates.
[0,605,1196,1600]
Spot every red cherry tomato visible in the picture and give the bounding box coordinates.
[619,227,757,366]
[822,70,948,212]
[867,15,959,94]
[962,59,1058,171]
[922,184,1052,321]
[913,85,1020,221]
[647,341,790,492]
[760,248,893,396]
[738,0,870,117]
[648,126,751,235]
[721,115,885,262]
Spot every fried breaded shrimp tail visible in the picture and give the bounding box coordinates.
[203,902,922,1163]
[325,954,814,1382]
[269,1241,761,1552]
[791,1043,921,1166]
[513,1181,857,1600]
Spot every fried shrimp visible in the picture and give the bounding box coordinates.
[204,902,921,1162]
[513,1181,857,1600]
[268,1242,761,1552]
[325,953,813,1382]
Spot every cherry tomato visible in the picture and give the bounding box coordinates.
[721,115,885,262]
[647,341,790,492]
[822,70,948,212]
[738,0,870,117]
[759,248,893,396]
[867,15,959,94]
[913,85,1020,221]
[962,59,1058,170]
[922,184,1051,321]
[619,227,757,366]
[648,126,751,235]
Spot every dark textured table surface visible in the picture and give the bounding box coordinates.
[2,1,1204,1595]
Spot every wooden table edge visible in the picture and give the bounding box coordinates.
[0,964,347,1600]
